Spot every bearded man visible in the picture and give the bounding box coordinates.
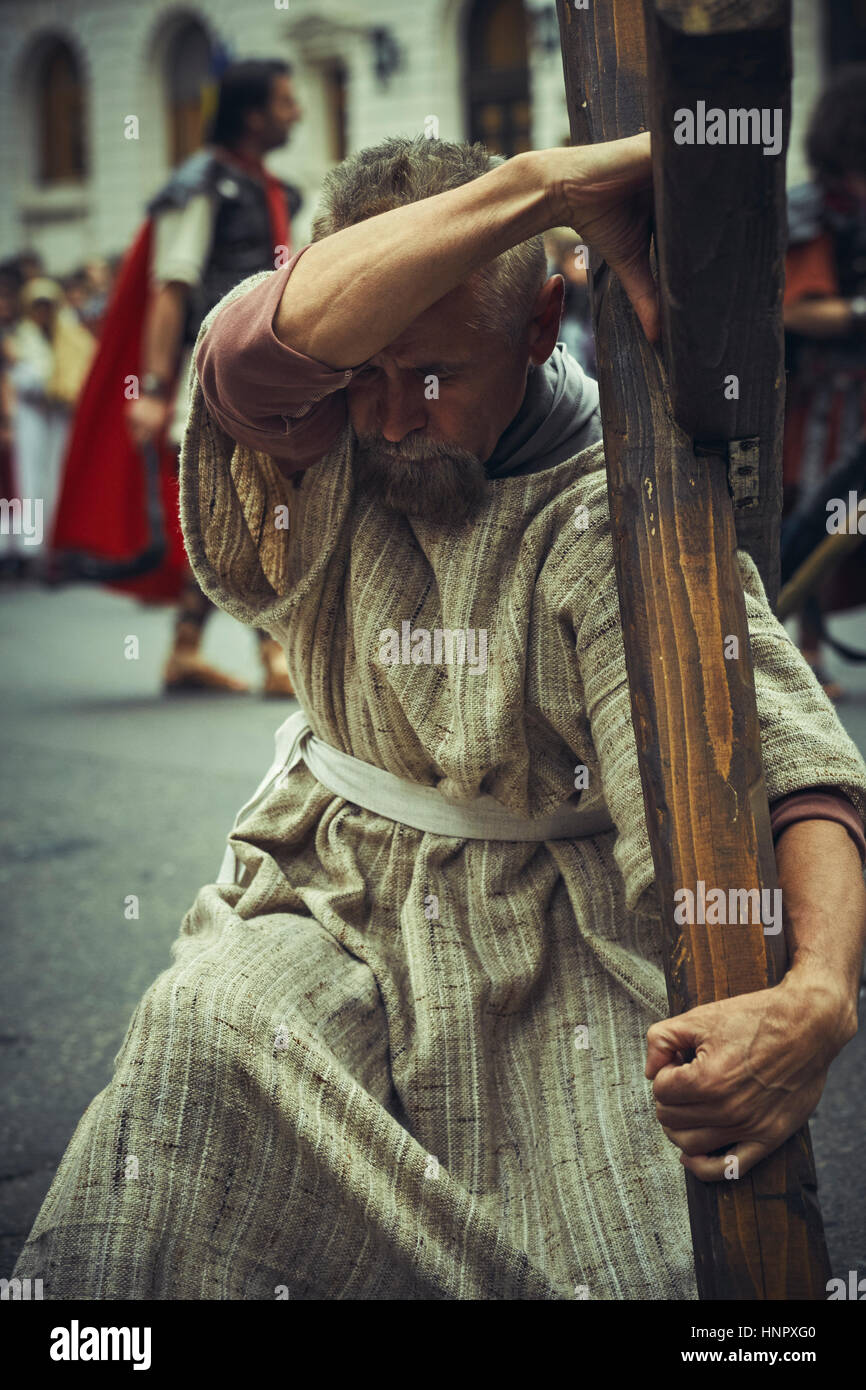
[14,133,866,1301]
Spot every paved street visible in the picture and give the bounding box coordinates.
[1,577,865,1287]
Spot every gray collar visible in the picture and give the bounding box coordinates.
[484,343,601,479]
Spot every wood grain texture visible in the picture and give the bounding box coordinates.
[556,0,831,1298]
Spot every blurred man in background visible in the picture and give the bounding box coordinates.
[52,59,303,695]
[127,58,303,695]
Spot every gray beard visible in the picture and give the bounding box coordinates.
[353,430,488,527]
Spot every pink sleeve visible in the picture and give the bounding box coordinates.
[194,244,371,473]
[770,788,866,866]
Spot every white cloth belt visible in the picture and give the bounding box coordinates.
[218,709,615,885]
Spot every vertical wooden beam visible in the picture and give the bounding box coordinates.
[647,0,790,606]
[556,0,832,1298]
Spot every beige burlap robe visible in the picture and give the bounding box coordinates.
[14,288,866,1299]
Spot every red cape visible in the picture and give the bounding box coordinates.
[50,218,188,602]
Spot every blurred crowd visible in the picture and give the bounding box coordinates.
[0,251,119,575]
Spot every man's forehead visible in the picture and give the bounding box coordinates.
[382,280,482,366]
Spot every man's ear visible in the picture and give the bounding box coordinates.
[527,275,565,366]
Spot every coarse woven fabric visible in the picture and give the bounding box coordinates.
[14,279,866,1301]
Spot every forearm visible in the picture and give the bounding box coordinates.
[783,297,855,338]
[143,282,188,382]
[776,817,865,1038]
[273,149,559,369]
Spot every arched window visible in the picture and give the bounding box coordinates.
[36,39,86,183]
[165,18,213,164]
[466,0,531,157]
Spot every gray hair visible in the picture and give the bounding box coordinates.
[310,135,548,346]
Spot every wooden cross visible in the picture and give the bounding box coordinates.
[556,0,832,1298]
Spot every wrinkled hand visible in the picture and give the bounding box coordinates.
[551,131,658,342]
[645,973,856,1181]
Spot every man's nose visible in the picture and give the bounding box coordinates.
[375,374,426,442]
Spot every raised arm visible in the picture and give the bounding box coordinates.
[273,134,659,370]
